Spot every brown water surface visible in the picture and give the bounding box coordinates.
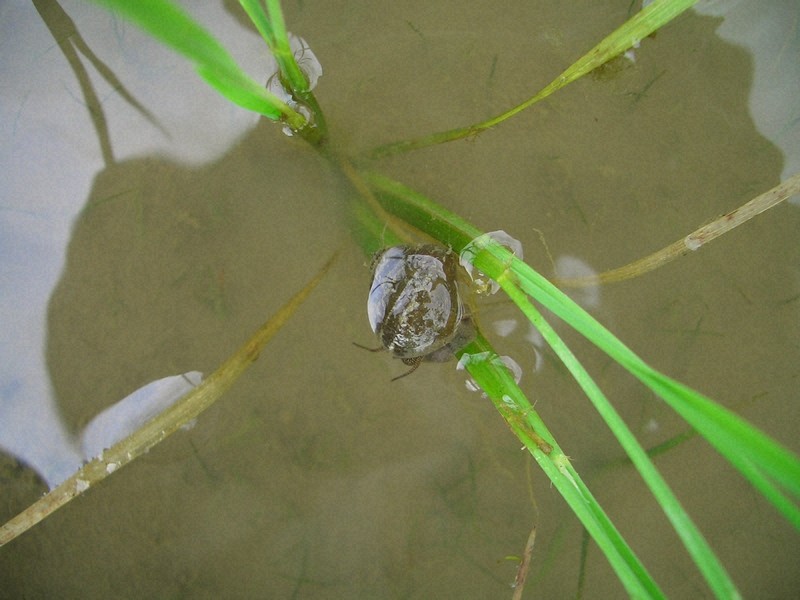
[1,1,798,598]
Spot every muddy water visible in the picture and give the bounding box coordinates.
[1,0,798,597]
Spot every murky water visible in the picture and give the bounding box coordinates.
[2,0,799,597]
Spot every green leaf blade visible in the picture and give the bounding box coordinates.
[89,0,303,124]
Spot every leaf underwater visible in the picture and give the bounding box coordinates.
[0,252,337,547]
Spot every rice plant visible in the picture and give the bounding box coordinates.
[3,1,798,598]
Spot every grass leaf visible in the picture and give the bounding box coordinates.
[0,252,338,547]
[457,334,666,598]
[89,0,305,126]
[498,277,741,598]
[263,0,310,92]
[369,0,697,157]
[358,169,800,596]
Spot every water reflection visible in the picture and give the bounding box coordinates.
[694,0,800,183]
[81,371,202,463]
[0,0,272,488]
[554,255,601,309]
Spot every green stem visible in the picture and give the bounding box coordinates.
[455,333,666,598]
[498,276,740,599]
[264,0,308,91]
[239,0,328,144]
[354,166,800,556]
[368,0,697,158]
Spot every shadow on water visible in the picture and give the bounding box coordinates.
[46,120,343,435]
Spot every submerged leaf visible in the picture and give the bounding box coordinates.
[0,252,338,547]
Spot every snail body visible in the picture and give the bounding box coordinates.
[365,244,475,378]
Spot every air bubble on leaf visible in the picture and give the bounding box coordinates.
[272,103,312,137]
[684,235,703,251]
[265,34,323,95]
[501,394,518,410]
[456,350,523,389]
[459,230,523,295]
[457,351,491,369]
[494,354,523,384]
[456,351,490,395]
[264,33,323,136]
[464,378,482,393]
[489,230,524,259]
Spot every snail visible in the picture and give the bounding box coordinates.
[358,244,476,380]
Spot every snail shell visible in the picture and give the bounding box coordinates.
[367,244,466,361]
